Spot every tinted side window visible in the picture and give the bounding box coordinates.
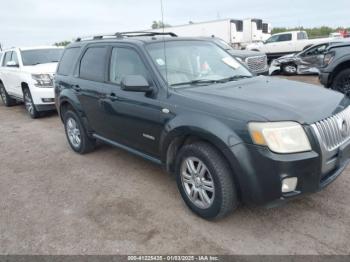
[57,47,81,76]
[278,34,292,42]
[297,32,307,40]
[2,52,12,66]
[79,47,108,82]
[109,47,149,84]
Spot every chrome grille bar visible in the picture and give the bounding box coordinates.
[311,106,350,151]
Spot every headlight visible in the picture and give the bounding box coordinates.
[271,60,280,66]
[323,52,335,66]
[32,74,53,87]
[248,122,311,153]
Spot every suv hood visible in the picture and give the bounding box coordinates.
[176,76,348,124]
[23,63,58,74]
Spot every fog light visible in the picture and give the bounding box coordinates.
[282,177,298,193]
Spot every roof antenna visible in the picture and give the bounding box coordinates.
[160,0,169,97]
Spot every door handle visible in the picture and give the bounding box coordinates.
[72,85,81,92]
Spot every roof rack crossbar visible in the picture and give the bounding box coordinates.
[76,31,177,42]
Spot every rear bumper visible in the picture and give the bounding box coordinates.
[229,142,347,207]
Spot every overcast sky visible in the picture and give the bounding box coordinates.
[1,0,349,48]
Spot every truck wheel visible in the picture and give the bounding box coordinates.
[331,68,350,96]
[0,83,16,107]
[63,109,96,154]
[23,88,39,119]
[282,63,297,76]
[175,142,238,219]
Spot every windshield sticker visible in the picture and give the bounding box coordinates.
[222,56,240,69]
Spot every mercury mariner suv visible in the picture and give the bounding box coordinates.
[0,46,64,118]
[55,32,350,219]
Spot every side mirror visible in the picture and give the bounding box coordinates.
[121,75,151,92]
[6,61,19,67]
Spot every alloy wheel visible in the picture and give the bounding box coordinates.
[24,92,34,115]
[284,65,297,74]
[338,74,350,95]
[66,117,81,148]
[180,157,215,209]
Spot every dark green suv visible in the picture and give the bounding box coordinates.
[55,32,350,219]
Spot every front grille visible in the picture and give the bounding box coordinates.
[311,106,350,151]
[245,55,268,73]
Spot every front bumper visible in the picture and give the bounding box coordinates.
[319,72,331,87]
[30,86,55,108]
[229,140,348,207]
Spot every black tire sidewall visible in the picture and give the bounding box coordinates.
[23,88,39,118]
[332,68,350,95]
[175,146,226,219]
[0,83,12,106]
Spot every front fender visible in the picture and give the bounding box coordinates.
[160,112,244,162]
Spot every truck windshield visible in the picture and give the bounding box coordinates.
[21,49,64,66]
[146,40,252,87]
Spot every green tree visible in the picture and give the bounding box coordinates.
[151,20,171,29]
[54,41,71,47]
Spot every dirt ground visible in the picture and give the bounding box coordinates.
[0,75,349,255]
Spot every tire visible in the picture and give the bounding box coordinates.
[0,83,16,107]
[281,63,297,76]
[175,142,238,219]
[63,109,96,154]
[23,88,39,119]
[331,68,350,96]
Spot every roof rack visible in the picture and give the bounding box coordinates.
[76,31,177,42]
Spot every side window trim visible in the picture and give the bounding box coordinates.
[107,44,154,88]
[78,45,109,83]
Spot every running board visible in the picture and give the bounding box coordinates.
[93,134,162,165]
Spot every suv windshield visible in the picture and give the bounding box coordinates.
[146,40,252,87]
[21,49,64,66]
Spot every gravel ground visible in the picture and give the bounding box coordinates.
[0,75,349,255]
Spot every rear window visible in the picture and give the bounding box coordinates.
[79,46,108,82]
[57,47,81,76]
[297,32,308,40]
[21,49,63,66]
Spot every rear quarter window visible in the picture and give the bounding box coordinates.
[57,47,81,76]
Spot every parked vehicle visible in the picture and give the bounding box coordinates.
[205,37,268,75]
[55,32,350,219]
[319,42,350,95]
[269,41,344,75]
[0,46,64,118]
[246,31,332,60]
[148,18,270,49]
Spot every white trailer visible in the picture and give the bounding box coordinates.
[148,19,244,49]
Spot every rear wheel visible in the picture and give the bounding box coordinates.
[175,142,238,219]
[282,63,297,76]
[64,109,96,154]
[0,83,16,107]
[23,88,39,118]
[331,68,350,96]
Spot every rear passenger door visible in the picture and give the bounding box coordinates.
[76,45,111,137]
[102,45,163,157]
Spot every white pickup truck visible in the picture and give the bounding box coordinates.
[246,31,332,60]
[0,46,63,118]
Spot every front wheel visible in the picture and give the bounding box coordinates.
[175,142,238,219]
[331,68,350,96]
[23,88,39,118]
[282,63,297,76]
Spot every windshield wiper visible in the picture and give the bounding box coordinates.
[217,75,252,83]
[170,79,219,87]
